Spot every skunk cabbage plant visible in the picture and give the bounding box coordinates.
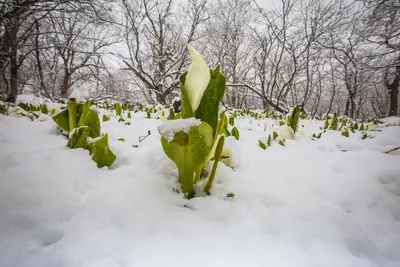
[158,44,226,198]
[53,98,116,168]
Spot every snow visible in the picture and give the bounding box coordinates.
[158,117,201,142]
[68,89,82,101]
[0,109,400,267]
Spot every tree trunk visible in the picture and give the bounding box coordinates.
[60,69,70,98]
[388,88,398,116]
[6,18,19,102]
[385,64,400,117]
[155,85,165,104]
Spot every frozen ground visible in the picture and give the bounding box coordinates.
[0,102,400,267]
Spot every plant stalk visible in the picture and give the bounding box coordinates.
[204,135,225,195]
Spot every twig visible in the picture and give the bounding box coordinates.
[385,147,400,154]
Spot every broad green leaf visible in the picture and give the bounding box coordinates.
[41,104,48,115]
[84,110,101,138]
[286,105,301,134]
[67,126,89,149]
[329,113,339,130]
[179,71,194,118]
[168,107,175,120]
[342,131,349,137]
[259,140,267,150]
[77,101,101,138]
[67,98,77,132]
[160,121,213,195]
[362,133,368,140]
[194,65,226,137]
[53,109,69,131]
[115,102,122,116]
[229,115,235,126]
[103,114,110,122]
[87,134,116,168]
[18,102,28,111]
[231,127,239,140]
[77,101,90,127]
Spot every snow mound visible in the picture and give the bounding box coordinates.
[158,117,201,142]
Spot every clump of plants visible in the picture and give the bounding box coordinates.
[158,44,227,198]
[277,105,301,140]
[53,97,116,168]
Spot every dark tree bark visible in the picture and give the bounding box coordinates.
[385,63,400,116]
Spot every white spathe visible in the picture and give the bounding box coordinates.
[184,44,211,113]
[278,125,295,140]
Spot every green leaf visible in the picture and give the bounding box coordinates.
[0,104,6,115]
[67,98,78,132]
[53,109,69,131]
[115,102,122,116]
[77,101,101,138]
[168,107,175,120]
[193,65,226,137]
[127,112,131,119]
[231,127,240,140]
[118,138,125,142]
[258,140,267,150]
[118,117,125,122]
[87,134,117,168]
[41,104,48,115]
[226,193,235,199]
[329,113,338,130]
[229,115,235,126]
[179,71,193,118]
[341,131,349,137]
[103,114,110,122]
[273,131,278,140]
[324,119,329,130]
[286,105,301,133]
[160,121,213,195]
[67,126,89,149]
[362,133,368,140]
[279,139,285,146]
[267,135,271,146]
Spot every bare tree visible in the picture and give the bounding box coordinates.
[359,0,400,116]
[120,0,209,104]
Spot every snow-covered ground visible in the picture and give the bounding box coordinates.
[1,103,400,267]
